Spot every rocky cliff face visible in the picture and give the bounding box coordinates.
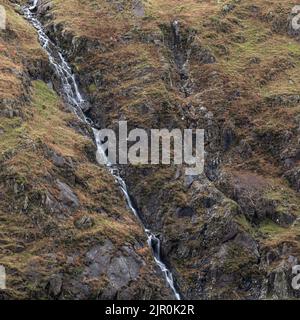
[1,0,300,300]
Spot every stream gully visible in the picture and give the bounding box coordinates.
[23,1,181,300]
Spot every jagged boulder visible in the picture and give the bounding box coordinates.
[56,180,80,210]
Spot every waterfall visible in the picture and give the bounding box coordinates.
[29,0,38,11]
[23,3,181,300]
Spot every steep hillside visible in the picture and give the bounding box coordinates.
[0,0,299,300]
[32,0,300,299]
[0,0,171,299]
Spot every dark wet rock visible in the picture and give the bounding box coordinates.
[176,206,195,218]
[222,126,236,151]
[160,21,196,96]
[80,101,91,112]
[201,196,217,209]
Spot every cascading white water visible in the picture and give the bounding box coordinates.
[29,0,38,11]
[23,2,181,300]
